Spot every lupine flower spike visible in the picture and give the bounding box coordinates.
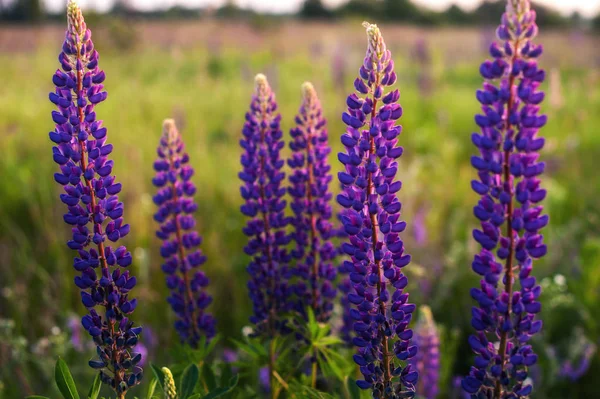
[48,0,142,396]
[288,82,337,322]
[239,73,291,335]
[152,119,215,346]
[162,367,178,399]
[337,22,418,398]
[410,306,440,399]
[463,1,547,398]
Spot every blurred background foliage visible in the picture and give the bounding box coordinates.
[0,0,599,397]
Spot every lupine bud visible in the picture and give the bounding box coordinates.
[337,22,417,397]
[48,1,141,394]
[463,1,547,398]
[288,82,337,322]
[239,74,292,335]
[162,367,178,399]
[152,119,215,346]
[410,307,440,399]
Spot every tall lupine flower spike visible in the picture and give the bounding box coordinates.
[288,82,337,322]
[337,22,418,397]
[152,119,215,346]
[463,1,547,398]
[48,1,142,396]
[410,306,439,399]
[239,74,291,335]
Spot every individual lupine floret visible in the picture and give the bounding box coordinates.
[462,1,547,398]
[410,306,439,399]
[337,22,418,397]
[239,74,291,336]
[152,119,215,346]
[48,1,141,396]
[288,82,337,322]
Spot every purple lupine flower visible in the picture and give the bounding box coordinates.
[337,22,418,396]
[239,73,291,335]
[463,1,547,398]
[410,306,439,399]
[48,1,142,395]
[288,82,337,322]
[152,119,215,346]
[67,315,90,352]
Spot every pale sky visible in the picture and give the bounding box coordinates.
[43,0,600,17]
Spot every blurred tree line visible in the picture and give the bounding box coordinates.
[0,0,598,30]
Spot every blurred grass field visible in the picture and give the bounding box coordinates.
[0,19,599,398]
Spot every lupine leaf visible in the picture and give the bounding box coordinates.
[146,377,158,399]
[201,363,217,391]
[55,358,81,399]
[180,364,200,399]
[150,363,165,390]
[287,380,334,398]
[344,377,361,399]
[202,374,239,399]
[87,373,102,399]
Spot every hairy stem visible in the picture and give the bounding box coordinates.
[166,145,201,343]
[494,39,520,399]
[366,76,392,390]
[74,41,124,391]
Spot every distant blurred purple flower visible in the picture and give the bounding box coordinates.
[463,1,548,398]
[67,316,84,352]
[558,343,596,382]
[222,348,238,364]
[48,1,142,394]
[152,119,215,346]
[412,207,428,247]
[412,38,432,97]
[410,307,439,399]
[259,366,270,392]
[331,43,347,92]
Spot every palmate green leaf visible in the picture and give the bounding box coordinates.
[317,346,351,382]
[55,357,81,399]
[201,374,239,399]
[87,373,102,399]
[287,380,335,399]
[180,364,200,399]
[150,363,165,390]
[230,337,267,360]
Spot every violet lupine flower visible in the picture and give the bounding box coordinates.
[152,119,215,346]
[48,1,142,395]
[410,306,439,399]
[288,82,337,322]
[337,22,418,397]
[239,74,291,335]
[463,1,547,398]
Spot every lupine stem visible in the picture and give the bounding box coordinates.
[494,36,520,399]
[269,339,277,399]
[367,74,393,389]
[166,146,201,340]
[74,54,127,392]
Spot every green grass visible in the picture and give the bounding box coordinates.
[0,22,599,398]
